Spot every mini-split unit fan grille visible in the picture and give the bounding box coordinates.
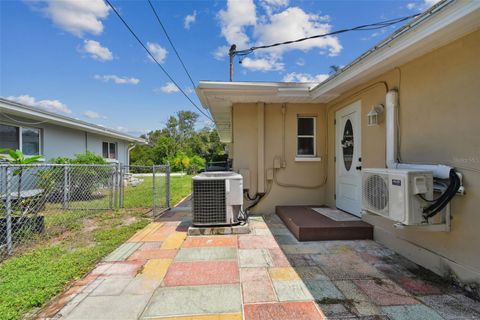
[363,174,389,214]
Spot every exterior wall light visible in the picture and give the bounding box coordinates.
[367,104,385,126]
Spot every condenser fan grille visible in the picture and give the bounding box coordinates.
[364,174,388,211]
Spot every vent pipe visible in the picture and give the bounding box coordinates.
[385,89,452,179]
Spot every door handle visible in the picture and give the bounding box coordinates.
[356,166,362,171]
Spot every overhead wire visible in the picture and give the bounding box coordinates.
[232,13,421,59]
[146,0,196,89]
[104,0,213,121]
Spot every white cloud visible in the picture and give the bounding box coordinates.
[215,1,341,71]
[218,0,257,49]
[33,0,110,37]
[241,56,284,71]
[82,39,113,61]
[254,7,341,56]
[83,110,104,119]
[184,10,197,29]
[213,45,230,61]
[5,95,72,114]
[406,0,441,11]
[282,72,329,83]
[94,74,139,85]
[156,82,180,94]
[296,58,305,66]
[147,42,168,63]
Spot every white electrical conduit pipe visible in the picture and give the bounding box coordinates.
[385,90,453,179]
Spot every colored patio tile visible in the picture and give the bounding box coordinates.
[395,276,444,295]
[316,303,357,318]
[142,284,242,318]
[335,280,381,316]
[268,248,291,267]
[382,305,444,320]
[103,242,142,262]
[182,235,238,248]
[253,228,273,236]
[174,247,237,261]
[90,277,132,296]
[138,259,172,280]
[238,235,280,249]
[139,241,163,250]
[238,249,274,267]
[286,253,318,267]
[272,280,314,301]
[314,253,385,280]
[127,222,164,242]
[163,260,239,287]
[295,266,329,280]
[354,279,419,306]
[419,294,480,319]
[128,248,178,260]
[241,268,277,303]
[146,314,243,320]
[161,231,187,249]
[142,225,179,242]
[91,260,146,277]
[274,234,299,245]
[269,267,300,281]
[123,278,162,295]
[281,243,329,255]
[305,280,345,301]
[269,227,293,236]
[242,276,277,303]
[63,294,151,320]
[244,301,323,320]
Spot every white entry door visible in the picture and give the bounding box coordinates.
[336,101,362,216]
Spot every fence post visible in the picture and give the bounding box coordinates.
[5,167,13,255]
[119,165,124,209]
[63,165,69,210]
[166,165,171,209]
[152,165,156,214]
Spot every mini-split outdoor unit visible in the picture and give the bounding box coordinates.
[362,168,433,225]
[192,172,243,226]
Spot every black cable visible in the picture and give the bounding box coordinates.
[232,13,421,57]
[104,0,213,121]
[422,169,460,219]
[147,0,196,89]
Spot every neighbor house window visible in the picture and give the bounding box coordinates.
[297,117,316,157]
[102,141,117,159]
[0,124,41,155]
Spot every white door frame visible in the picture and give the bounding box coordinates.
[335,101,362,216]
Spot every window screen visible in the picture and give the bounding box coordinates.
[0,124,19,151]
[109,143,116,159]
[102,142,109,158]
[22,127,40,155]
[297,117,315,156]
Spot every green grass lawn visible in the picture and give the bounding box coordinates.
[0,175,192,320]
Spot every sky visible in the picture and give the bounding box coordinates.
[0,0,438,137]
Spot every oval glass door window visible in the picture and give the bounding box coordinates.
[342,119,354,171]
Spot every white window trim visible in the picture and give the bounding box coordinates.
[0,122,43,159]
[296,116,317,157]
[102,141,118,160]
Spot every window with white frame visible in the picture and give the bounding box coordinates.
[296,117,316,157]
[0,123,41,155]
[102,141,117,159]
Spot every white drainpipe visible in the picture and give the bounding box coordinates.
[385,90,453,179]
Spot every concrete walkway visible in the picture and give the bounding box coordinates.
[40,207,480,320]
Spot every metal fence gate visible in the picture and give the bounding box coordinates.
[0,163,170,259]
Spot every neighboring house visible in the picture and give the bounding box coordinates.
[0,98,145,164]
[197,1,480,287]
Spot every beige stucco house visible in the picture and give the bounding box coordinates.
[196,0,480,289]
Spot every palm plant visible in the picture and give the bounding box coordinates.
[0,149,43,206]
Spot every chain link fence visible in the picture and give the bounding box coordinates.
[0,163,170,259]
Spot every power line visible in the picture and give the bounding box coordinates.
[104,0,213,121]
[232,13,421,58]
[147,0,196,89]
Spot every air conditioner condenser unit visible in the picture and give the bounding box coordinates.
[192,172,243,226]
[362,168,433,225]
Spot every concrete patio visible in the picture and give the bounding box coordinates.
[40,203,480,320]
